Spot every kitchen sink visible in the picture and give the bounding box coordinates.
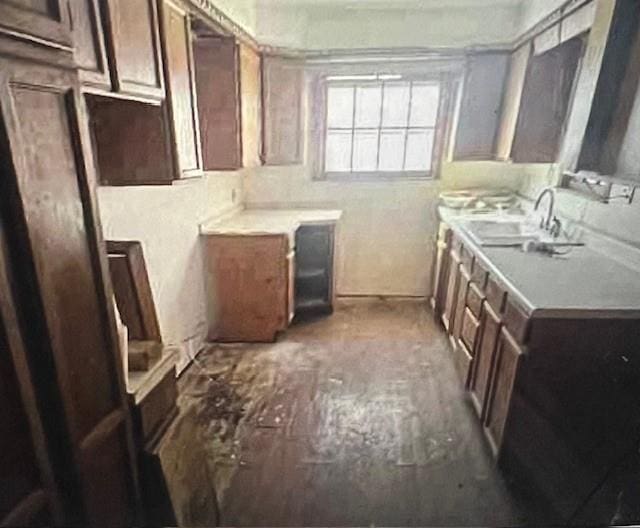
[460,218,546,246]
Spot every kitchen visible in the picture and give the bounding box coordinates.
[2,0,640,526]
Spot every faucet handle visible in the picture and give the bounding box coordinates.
[550,216,562,238]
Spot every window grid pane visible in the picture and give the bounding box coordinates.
[324,80,440,174]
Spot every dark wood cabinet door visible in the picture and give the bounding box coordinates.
[0,309,54,525]
[160,0,202,178]
[512,37,585,163]
[0,58,139,526]
[262,56,303,165]
[451,265,471,345]
[469,302,501,419]
[104,0,165,100]
[484,328,523,458]
[207,235,288,342]
[431,224,451,318]
[193,36,241,170]
[441,251,461,333]
[71,0,111,89]
[453,52,510,160]
[0,0,72,47]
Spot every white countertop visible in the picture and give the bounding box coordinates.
[200,209,342,245]
[440,207,640,319]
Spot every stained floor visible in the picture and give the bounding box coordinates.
[178,298,542,526]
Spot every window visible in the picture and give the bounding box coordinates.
[324,78,441,177]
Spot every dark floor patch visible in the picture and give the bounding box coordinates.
[179,298,550,526]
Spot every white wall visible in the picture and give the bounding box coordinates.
[244,162,532,297]
[98,172,245,371]
[245,166,441,296]
[519,165,640,253]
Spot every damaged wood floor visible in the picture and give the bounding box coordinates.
[178,298,543,526]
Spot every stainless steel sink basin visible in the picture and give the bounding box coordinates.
[460,218,542,246]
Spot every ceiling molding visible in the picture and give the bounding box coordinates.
[187,0,594,61]
[187,0,259,49]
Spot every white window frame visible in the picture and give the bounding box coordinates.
[320,75,445,180]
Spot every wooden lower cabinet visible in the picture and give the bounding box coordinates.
[206,234,289,342]
[484,328,523,458]
[441,250,461,332]
[469,301,501,419]
[434,221,640,521]
[451,266,472,385]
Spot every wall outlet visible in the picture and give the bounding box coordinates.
[231,188,237,203]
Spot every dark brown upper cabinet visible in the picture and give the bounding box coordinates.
[159,0,203,179]
[193,33,242,171]
[87,96,176,185]
[71,0,111,89]
[71,0,165,101]
[0,0,73,48]
[578,0,640,176]
[104,0,165,100]
[262,56,304,165]
[239,43,262,168]
[511,36,585,163]
[453,52,510,161]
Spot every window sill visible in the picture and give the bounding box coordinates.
[321,171,436,182]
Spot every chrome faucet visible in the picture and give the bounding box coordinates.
[534,187,561,237]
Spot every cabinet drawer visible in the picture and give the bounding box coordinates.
[461,307,480,353]
[503,299,530,344]
[466,281,485,318]
[486,275,507,313]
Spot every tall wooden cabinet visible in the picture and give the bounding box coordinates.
[0,28,139,527]
[159,0,203,179]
